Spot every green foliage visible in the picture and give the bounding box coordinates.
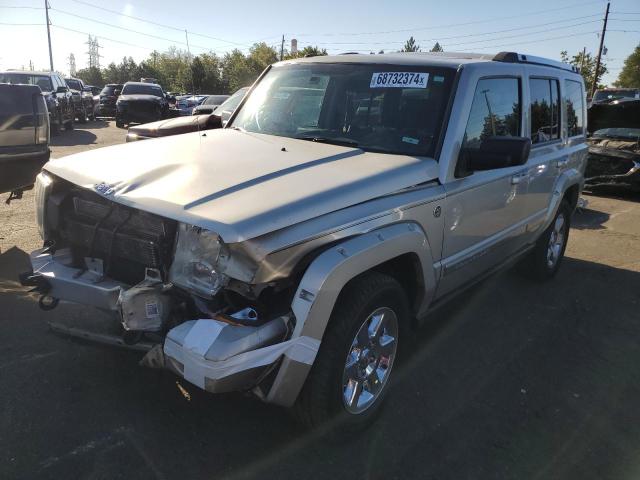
[430,42,443,53]
[72,43,282,94]
[284,45,328,59]
[401,37,420,53]
[560,49,608,93]
[613,43,640,88]
[75,66,103,86]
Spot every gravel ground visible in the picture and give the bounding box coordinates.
[1,122,639,479]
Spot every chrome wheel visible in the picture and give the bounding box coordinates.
[342,307,398,415]
[547,212,566,268]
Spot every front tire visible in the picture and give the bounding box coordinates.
[294,272,410,430]
[521,200,572,280]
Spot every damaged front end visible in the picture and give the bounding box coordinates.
[586,99,640,190]
[22,172,305,398]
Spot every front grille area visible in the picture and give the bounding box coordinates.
[585,153,635,178]
[56,189,177,285]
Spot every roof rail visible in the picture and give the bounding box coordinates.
[493,51,580,73]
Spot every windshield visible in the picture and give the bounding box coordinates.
[593,90,640,103]
[121,84,163,97]
[230,63,454,156]
[203,95,229,106]
[0,73,52,92]
[65,79,82,90]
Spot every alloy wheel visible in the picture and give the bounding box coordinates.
[342,307,398,414]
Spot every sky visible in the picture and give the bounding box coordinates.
[1,0,638,86]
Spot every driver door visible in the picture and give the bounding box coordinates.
[437,76,530,299]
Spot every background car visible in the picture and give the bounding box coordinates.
[214,87,249,126]
[125,87,249,141]
[65,77,94,122]
[115,81,170,128]
[97,83,123,118]
[0,70,74,134]
[0,83,50,196]
[175,94,207,116]
[192,94,229,115]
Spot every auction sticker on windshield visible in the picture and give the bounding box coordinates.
[370,72,428,88]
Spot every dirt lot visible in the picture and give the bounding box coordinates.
[1,122,639,479]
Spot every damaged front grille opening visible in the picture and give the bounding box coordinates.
[39,184,295,355]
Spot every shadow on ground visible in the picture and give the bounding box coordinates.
[1,248,639,480]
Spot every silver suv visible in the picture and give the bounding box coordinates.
[24,51,587,428]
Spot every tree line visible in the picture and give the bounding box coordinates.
[75,43,327,93]
[75,36,639,94]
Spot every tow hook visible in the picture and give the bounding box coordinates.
[38,295,59,311]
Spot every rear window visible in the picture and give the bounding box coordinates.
[65,79,82,90]
[121,84,163,97]
[530,78,561,144]
[203,95,229,106]
[565,80,585,137]
[0,73,53,92]
[100,85,121,96]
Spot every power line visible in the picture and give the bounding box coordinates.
[305,18,604,47]
[68,0,250,47]
[288,0,605,37]
[50,8,229,53]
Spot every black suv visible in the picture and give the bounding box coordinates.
[0,71,74,134]
[0,83,50,195]
[115,82,169,127]
[98,83,123,117]
[65,77,95,122]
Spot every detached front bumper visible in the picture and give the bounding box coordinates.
[585,147,640,189]
[26,248,126,310]
[22,248,315,399]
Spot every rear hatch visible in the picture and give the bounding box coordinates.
[0,83,50,193]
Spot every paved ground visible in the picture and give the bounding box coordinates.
[1,123,639,479]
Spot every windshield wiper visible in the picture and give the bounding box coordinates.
[296,136,360,148]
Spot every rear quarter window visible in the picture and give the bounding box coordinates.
[565,80,585,137]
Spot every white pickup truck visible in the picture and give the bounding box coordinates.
[23,51,587,428]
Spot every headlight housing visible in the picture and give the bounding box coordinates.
[34,171,53,240]
[169,224,230,298]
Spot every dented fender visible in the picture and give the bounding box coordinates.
[265,222,436,407]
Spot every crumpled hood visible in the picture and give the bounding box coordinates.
[44,129,438,242]
[128,114,213,138]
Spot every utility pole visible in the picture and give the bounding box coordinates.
[580,46,586,73]
[280,35,285,61]
[185,30,195,93]
[591,1,610,99]
[44,0,54,71]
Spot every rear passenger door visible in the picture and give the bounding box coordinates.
[522,76,563,233]
[437,76,529,298]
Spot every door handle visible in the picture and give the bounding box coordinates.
[556,158,569,168]
[511,172,529,185]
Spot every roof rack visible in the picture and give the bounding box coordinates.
[493,51,579,73]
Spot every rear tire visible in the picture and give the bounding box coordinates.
[293,272,410,430]
[115,118,125,129]
[78,105,87,123]
[521,200,572,280]
[64,109,74,131]
[52,111,62,135]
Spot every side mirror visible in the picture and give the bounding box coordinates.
[56,86,68,93]
[458,136,531,176]
[206,114,223,129]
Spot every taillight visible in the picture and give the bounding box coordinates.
[33,94,49,145]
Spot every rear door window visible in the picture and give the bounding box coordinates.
[565,80,585,137]
[529,78,561,144]
[462,77,521,149]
